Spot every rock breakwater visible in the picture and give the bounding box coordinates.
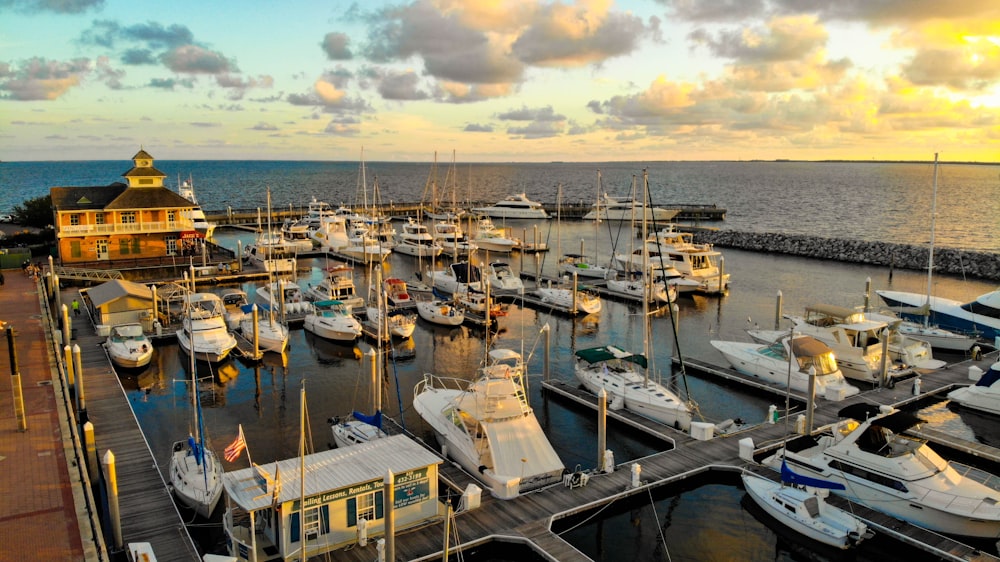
[692,230,1000,281]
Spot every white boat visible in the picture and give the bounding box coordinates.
[331,410,388,448]
[473,217,519,253]
[605,274,676,305]
[472,193,550,220]
[220,289,249,331]
[873,154,983,350]
[384,277,415,309]
[751,304,943,383]
[309,215,351,252]
[763,403,1000,538]
[303,263,364,309]
[425,261,484,295]
[238,304,290,354]
[413,348,564,499]
[614,234,729,294]
[341,230,392,264]
[534,282,602,314]
[431,219,476,257]
[583,193,679,223]
[177,177,216,240]
[303,299,362,342]
[175,293,238,363]
[742,467,872,550]
[254,280,305,311]
[710,334,860,400]
[948,361,1000,416]
[415,299,465,326]
[558,253,613,280]
[575,344,692,430]
[243,231,298,274]
[485,261,523,293]
[877,288,1000,343]
[394,218,443,258]
[104,323,154,369]
[366,305,416,339]
[170,304,224,519]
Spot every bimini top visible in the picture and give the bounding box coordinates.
[575,345,647,369]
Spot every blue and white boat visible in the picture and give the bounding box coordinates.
[877,288,1000,342]
[948,361,1000,416]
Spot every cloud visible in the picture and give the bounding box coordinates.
[94,55,124,89]
[689,15,828,63]
[79,20,194,50]
[0,56,90,100]
[0,0,104,14]
[901,41,1000,91]
[250,122,279,131]
[161,45,235,74]
[464,123,493,132]
[506,121,564,139]
[497,105,566,122]
[511,2,657,67]
[216,74,274,99]
[321,32,353,60]
[190,121,220,127]
[148,77,195,89]
[661,0,766,22]
[324,115,361,135]
[121,48,156,65]
[377,70,430,100]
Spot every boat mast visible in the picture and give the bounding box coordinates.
[641,169,651,387]
[924,153,939,325]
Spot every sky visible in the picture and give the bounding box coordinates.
[1,0,999,163]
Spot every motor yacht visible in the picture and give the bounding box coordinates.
[877,288,1000,342]
[175,293,237,363]
[948,361,1000,416]
[104,323,154,369]
[472,193,550,220]
[303,299,362,342]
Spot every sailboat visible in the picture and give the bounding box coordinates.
[574,171,690,430]
[742,327,873,549]
[534,184,603,314]
[874,154,979,351]
[169,297,225,518]
[331,331,389,448]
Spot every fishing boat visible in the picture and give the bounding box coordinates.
[254,280,306,312]
[763,403,1000,538]
[742,466,872,549]
[384,277,415,309]
[104,323,154,369]
[472,192,549,220]
[948,361,1000,416]
[710,334,860,399]
[303,300,362,342]
[303,263,365,310]
[413,347,564,499]
[170,303,224,518]
[365,272,417,339]
[175,292,238,363]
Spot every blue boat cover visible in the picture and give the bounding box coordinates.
[353,410,383,429]
[781,459,845,490]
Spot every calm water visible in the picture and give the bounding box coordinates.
[3,159,999,251]
[24,158,997,559]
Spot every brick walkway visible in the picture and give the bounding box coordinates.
[0,269,99,561]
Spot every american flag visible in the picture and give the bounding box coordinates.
[224,425,246,462]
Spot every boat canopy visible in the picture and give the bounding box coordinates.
[575,345,648,369]
[484,414,564,481]
[975,363,1000,388]
[788,335,833,357]
[113,323,145,337]
[313,299,346,308]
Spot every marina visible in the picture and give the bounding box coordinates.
[4,158,1000,562]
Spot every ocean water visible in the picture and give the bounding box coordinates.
[18,158,998,559]
[3,159,999,252]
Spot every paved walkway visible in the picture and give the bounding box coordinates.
[0,268,102,561]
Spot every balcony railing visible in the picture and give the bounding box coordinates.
[58,220,195,236]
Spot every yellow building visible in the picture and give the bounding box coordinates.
[50,149,203,266]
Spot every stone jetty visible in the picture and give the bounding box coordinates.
[692,230,1000,281]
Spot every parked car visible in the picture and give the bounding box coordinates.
[0,214,12,223]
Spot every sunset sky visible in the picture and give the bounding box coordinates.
[2,0,999,162]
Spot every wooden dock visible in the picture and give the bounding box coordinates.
[60,297,200,560]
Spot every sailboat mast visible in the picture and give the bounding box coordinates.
[299,383,306,562]
[924,153,939,321]
[641,170,651,386]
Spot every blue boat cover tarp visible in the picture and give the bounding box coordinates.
[781,459,844,490]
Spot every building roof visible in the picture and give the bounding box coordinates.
[223,434,441,511]
[122,166,167,179]
[132,148,154,160]
[85,279,153,307]
[51,184,194,211]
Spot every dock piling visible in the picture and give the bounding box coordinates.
[103,450,122,550]
[7,326,27,431]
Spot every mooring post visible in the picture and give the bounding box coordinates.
[863,277,872,312]
[83,421,97,478]
[64,344,75,393]
[252,304,260,357]
[542,323,550,382]
[806,366,816,433]
[61,304,71,350]
[73,344,86,423]
[384,469,395,562]
[718,256,725,294]
[597,389,607,473]
[774,290,783,330]
[103,450,122,550]
[7,326,27,431]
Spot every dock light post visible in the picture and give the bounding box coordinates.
[7,326,27,431]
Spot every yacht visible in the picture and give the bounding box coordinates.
[710,334,860,399]
[238,304,289,354]
[243,232,297,274]
[177,177,215,240]
[575,344,691,430]
[394,218,442,258]
[948,361,1000,416]
[220,289,249,331]
[558,253,613,280]
[253,280,306,312]
[303,264,365,309]
[175,293,237,363]
[413,348,564,499]
[425,261,484,295]
[104,323,154,369]
[303,299,362,342]
[485,261,523,293]
[473,217,519,253]
[431,219,476,257]
[416,299,465,326]
[534,281,602,314]
[877,288,1000,342]
[472,193,550,220]
[583,193,679,223]
[763,403,1000,539]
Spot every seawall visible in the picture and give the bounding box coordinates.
[692,230,1000,281]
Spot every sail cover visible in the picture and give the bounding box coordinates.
[352,410,383,429]
[781,460,845,490]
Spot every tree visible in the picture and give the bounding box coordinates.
[12,195,53,228]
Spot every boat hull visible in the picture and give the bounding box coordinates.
[878,289,1000,341]
[742,473,861,550]
[169,443,224,519]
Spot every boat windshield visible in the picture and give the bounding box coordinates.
[797,350,840,375]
